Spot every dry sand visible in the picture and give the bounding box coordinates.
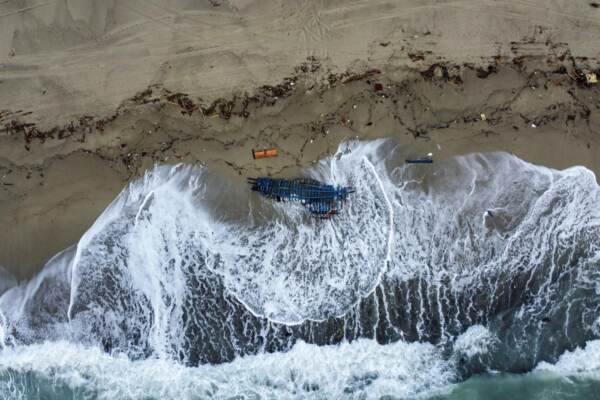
[2,0,600,280]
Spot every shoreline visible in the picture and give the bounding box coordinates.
[2,56,600,280]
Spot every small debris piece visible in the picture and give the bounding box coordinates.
[432,65,445,79]
[512,56,526,69]
[373,83,384,91]
[567,69,589,85]
[252,148,278,159]
[342,68,382,84]
[480,113,487,121]
[406,158,433,164]
[407,152,433,164]
[586,73,598,84]
[166,93,199,116]
[379,41,391,47]
[408,52,425,62]
[590,2,599,8]
[476,65,497,79]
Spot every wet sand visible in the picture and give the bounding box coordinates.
[2,0,600,279]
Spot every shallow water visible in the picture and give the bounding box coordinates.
[0,139,599,399]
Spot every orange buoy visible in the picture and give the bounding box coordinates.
[252,148,278,159]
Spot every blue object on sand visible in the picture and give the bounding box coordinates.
[405,158,433,164]
[247,177,354,218]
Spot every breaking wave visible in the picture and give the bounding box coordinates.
[0,139,599,398]
[0,339,454,400]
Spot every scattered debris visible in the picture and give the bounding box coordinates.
[260,77,298,98]
[421,63,463,85]
[4,54,599,177]
[252,148,278,159]
[166,93,199,116]
[132,87,157,104]
[294,57,322,74]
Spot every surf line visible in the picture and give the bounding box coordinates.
[65,156,396,327]
[361,155,395,292]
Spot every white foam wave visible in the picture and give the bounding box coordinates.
[0,339,454,400]
[535,340,600,375]
[64,141,394,332]
[453,325,497,360]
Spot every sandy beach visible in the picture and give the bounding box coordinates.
[2,0,600,280]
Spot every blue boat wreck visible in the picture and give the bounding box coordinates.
[247,177,354,218]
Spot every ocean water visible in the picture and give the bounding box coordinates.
[0,139,599,399]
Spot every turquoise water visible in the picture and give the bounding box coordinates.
[436,374,600,400]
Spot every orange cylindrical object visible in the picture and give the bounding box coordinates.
[253,148,278,159]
